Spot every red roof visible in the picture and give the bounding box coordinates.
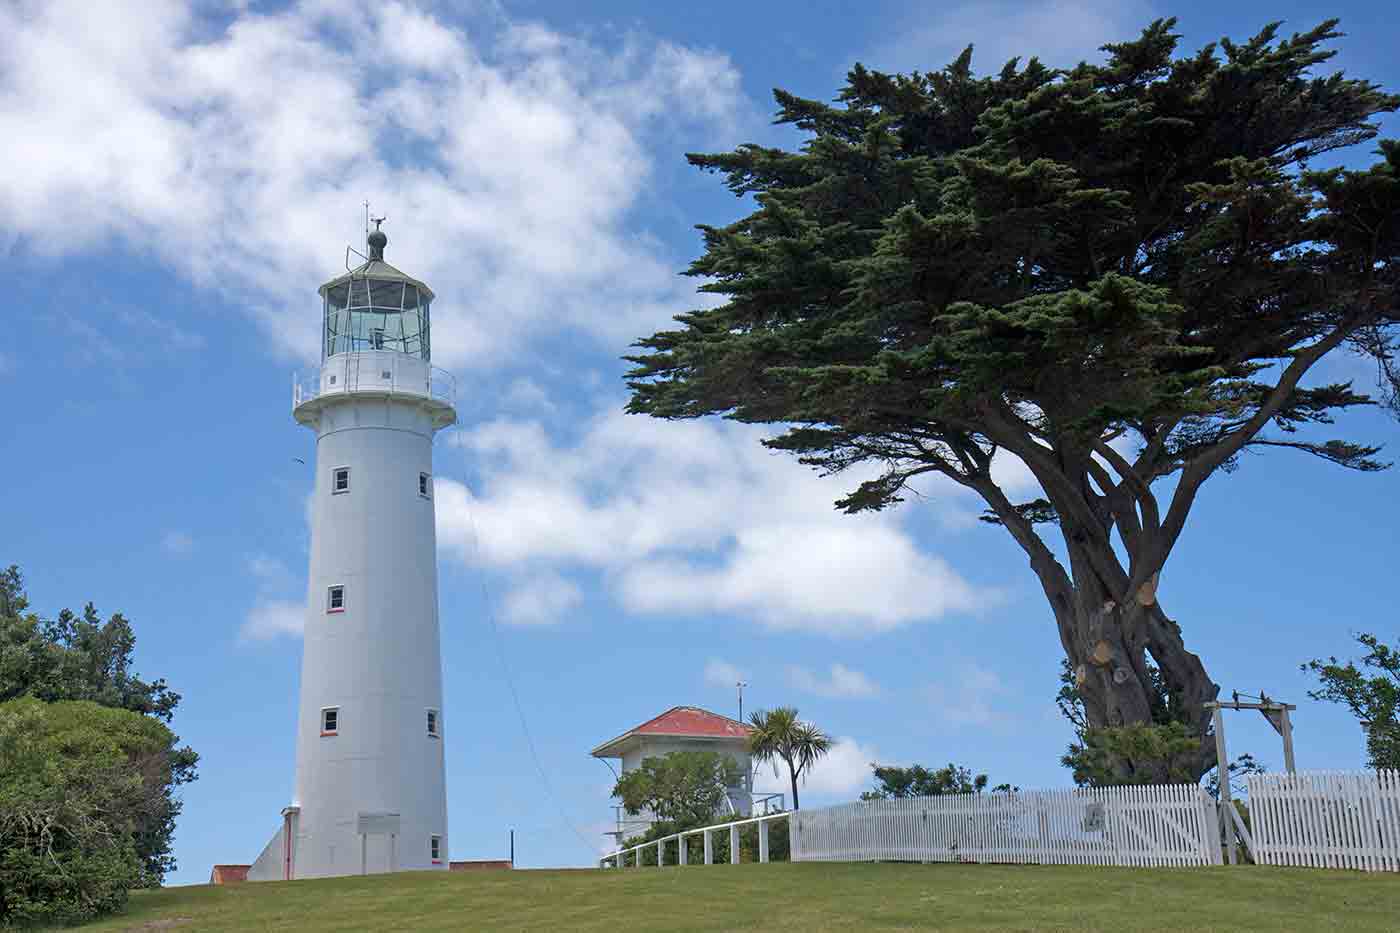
[591,706,753,758]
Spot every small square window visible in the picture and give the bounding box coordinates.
[333,467,350,494]
[321,707,339,735]
[327,585,345,612]
[419,473,431,498]
[430,835,441,863]
[381,370,392,379]
[427,709,440,738]
[329,374,337,385]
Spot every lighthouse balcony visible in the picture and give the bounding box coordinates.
[293,351,456,428]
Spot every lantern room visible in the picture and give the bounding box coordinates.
[318,223,434,361]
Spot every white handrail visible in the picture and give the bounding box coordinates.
[292,360,455,410]
[598,811,791,869]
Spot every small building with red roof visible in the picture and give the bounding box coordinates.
[592,706,755,844]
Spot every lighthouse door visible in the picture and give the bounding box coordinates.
[356,812,401,874]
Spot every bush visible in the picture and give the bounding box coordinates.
[0,698,176,926]
[1061,722,1202,786]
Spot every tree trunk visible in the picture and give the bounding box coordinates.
[1052,526,1221,780]
[788,761,800,811]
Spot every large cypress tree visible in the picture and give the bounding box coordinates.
[626,20,1400,778]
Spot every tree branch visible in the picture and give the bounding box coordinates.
[1152,312,1380,586]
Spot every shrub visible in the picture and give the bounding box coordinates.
[0,698,175,926]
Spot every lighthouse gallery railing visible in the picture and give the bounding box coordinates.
[293,353,455,410]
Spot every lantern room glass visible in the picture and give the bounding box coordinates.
[322,276,431,361]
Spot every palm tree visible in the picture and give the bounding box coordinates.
[747,706,831,810]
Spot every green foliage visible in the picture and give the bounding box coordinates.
[612,751,744,829]
[0,698,176,926]
[1061,722,1203,787]
[860,763,1007,800]
[1303,632,1400,769]
[626,17,1400,764]
[747,707,831,810]
[0,565,197,886]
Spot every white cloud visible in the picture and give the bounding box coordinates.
[786,663,880,699]
[926,663,1013,727]
[500,571,583,626]
[241,554,304,640]
[501,378,557,414]
[242,598,306,640]
[861,0,1153,76]
[0,0,750,368]
[703,658,747,689]
[754,735,878,800]
[247,554,293,586]
[161,530,195,556]
[436,404,1003,635]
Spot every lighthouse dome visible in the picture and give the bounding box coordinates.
[318,230,435,362]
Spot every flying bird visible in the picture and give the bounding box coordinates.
[294,458,306,465]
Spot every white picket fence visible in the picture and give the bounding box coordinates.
[1246,770,1400,871]
[789,785,1221,867]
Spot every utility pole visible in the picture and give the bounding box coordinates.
[737,681,748,723]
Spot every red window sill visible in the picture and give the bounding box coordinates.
[320,731,338,737]
[431,860,443,865]
[327,608,345,614]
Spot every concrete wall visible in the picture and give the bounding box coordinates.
[290,361,450,878]
[246,824,285,882]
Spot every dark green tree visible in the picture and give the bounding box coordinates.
[0,698,176,925]
[0,566,197,884]
[861,762,1009,800]
[612,750,744,829]
[1303,633,1400,769]
[747,706,831,810]
[627,20,1400,779]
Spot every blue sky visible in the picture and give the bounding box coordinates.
[3,0,1397,883]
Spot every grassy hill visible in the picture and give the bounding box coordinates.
[80,862,1396,932]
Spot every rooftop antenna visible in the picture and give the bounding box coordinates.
[346,203,376,272]
[737,681,748,723]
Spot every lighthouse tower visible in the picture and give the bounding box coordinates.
[248,222,454,880]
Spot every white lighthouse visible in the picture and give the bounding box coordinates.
[247,222,455,881]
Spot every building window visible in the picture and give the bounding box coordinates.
[419,472,431,498]
[321,707,339,736]
[430,835,442,863]
[327,585,345,612]
[427,709,440,738]
[333,467,350,494]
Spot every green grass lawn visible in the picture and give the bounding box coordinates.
[77,863,1397,932]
